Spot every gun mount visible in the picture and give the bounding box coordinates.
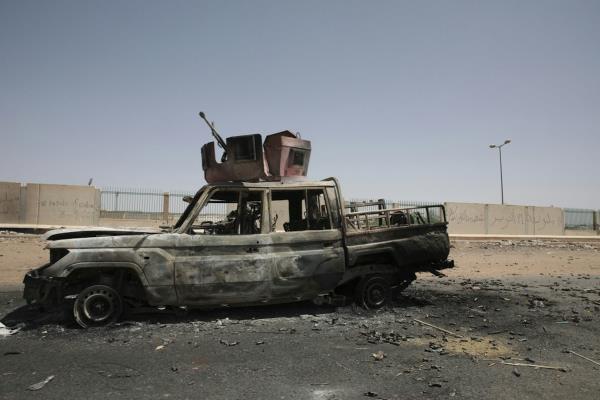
[199,113,311,183]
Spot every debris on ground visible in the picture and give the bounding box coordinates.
[500,361,569,372]
[0,322,20,336]
[361,329,406,345]
[414,319,463,338]
[568,350,600,367]
[371,351,386,361]
[27,375,55,391]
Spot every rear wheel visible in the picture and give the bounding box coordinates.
[355,275,391,309]
[73,285,123,328]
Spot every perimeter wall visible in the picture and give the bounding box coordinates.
[444,202,565,235]
[0,182,100,226]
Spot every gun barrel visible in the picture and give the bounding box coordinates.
[199,111,229,152]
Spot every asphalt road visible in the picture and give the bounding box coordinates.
[1,241,599,399]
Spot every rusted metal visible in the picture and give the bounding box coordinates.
[200,121,311,184]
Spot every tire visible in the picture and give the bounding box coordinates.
[354,275,391,309]
[73,285,123,328]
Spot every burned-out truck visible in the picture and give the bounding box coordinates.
[23,114,452,327]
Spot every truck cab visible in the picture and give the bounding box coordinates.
[169,179,347,308]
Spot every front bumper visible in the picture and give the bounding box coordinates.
[23,267,65,305]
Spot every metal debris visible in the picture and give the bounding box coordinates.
[27,375,55,391]
[500,361,569,372]
[0,322,20,337]
[568,350,600,367]
[414,319,463,338]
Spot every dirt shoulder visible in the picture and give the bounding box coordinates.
[0,234,47,290]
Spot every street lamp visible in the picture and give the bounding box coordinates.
[489,139,511,204]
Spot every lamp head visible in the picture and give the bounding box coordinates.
[489,144,496,148]
[504,139,511,144]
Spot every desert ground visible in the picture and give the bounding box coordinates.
[0,233,599,399]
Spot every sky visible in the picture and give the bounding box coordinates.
[1,0,599,208]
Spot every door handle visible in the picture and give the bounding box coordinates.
[323,242,335,248]
[246,247,259,253]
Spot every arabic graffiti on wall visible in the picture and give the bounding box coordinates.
[445,202,564,235]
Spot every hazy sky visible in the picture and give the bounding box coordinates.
[1,0,599,208]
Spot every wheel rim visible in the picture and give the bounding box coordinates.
[82,290,116,322]
[365,281,387,307]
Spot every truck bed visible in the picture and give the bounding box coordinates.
[342,204,451,272]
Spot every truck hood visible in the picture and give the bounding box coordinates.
[42,227,163,241]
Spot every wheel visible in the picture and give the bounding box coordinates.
[73,285,123,328]
[355,275,391,309]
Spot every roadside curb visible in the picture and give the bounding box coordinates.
[450,234,600,242]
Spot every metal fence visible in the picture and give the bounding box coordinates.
[100,186,196,220]
[346,198,439,211]
[100,186,232,222]
[564,208,598,230]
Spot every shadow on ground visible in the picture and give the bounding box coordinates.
[0,285,500,332]
[1,279,548,335]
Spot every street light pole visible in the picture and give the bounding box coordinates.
[499,145,504,204]
[489,139,511,205]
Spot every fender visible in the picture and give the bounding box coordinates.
[61,261,150,286]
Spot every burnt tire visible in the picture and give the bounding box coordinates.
[355,275,391,309]
[73,285,123,328]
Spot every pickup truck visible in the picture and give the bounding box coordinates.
[23,177,453,328]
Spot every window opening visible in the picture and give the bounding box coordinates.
[190,190,262,235]
[270,189,331,232]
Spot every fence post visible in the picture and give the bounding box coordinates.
[162,192,169,224]
[594,210,599,233]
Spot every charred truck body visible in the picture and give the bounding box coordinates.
[24,114,453,327]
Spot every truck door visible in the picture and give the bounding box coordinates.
[174,188,273,306]
[268,187,345,301]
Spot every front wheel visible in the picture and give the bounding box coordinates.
[354,275,391,309]
[73,285,123,328]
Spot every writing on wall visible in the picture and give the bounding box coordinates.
[445,202,564,235]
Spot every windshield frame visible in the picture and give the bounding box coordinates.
[172,186,208,232]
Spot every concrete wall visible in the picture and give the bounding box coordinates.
[445,202,565,235]
[444,202,486,234]
[0,182,21,223]
[22,183,100,226]
[0,182,101,226]
[565,229,599,236]
[530,206,565,235]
